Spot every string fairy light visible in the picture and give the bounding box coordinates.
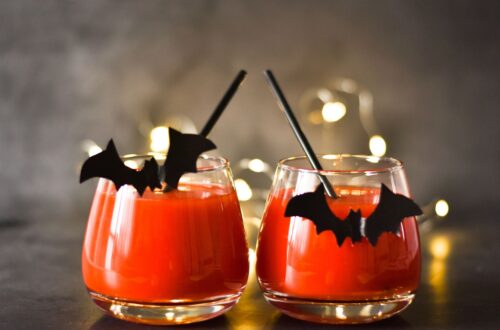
[299,77,450,227]
[369,135,387,157]
[150,126,170,152]
[321,101,347,123]
[234,178,253,202]
[435,199,450,217]
[299,78,388,157]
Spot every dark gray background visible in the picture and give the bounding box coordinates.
[1,1,500,329]
[1,0,499,218]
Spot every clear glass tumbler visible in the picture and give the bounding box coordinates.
[82,155,249,325]
[256,155,420,324]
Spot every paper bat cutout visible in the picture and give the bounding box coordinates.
[285,183,422,246]
[161,127,217,189]
[364,184,423,245]
[80,139,162,196]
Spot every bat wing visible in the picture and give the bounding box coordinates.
[285,184,354,247]
[364,184,423,246]
[80,139,161,196]
[162,128,217,189]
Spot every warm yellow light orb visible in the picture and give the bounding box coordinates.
[150,126,169,152]
[430,236,450,260]
[248,158,267,173]
[369,135,387,157]
[234,179,253,201]
[321,102,346,123]
[435,199,449,217]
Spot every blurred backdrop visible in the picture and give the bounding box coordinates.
[0,0,499,221]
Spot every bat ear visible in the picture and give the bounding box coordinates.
[105,139,117,152]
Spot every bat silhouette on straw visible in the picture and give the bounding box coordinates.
[160,128,216,189]
[263,69,422,247]
[79,70,246,194]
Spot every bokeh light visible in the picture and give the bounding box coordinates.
[435,199,449,217]
[247,158,268,173]
[150,126,170,152]
[369,135,387,157]
[234,178,253,201]
[430,236,451,260]
[321,101,346,123]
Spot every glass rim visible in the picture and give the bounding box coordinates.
[121,153,230,173]
[277,154,404,175]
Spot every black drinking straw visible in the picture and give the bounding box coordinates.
[200,70,247,137]
[162,70,247,192]
[263,70,338,199]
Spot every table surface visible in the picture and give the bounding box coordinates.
[1,205,499,330]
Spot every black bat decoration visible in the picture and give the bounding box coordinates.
[364,184,423,245]
[161,127,217,189]
[80,139,162,196]
[285,183,422,247]
[284,185,361,246]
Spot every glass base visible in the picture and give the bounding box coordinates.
[88,291,241,325]
[263,291,415,324]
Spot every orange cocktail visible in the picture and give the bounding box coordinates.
[82,156,249,325]
[256,155,421,324]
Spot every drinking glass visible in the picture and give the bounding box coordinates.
[256,155,420,324]
[82,154,249,325]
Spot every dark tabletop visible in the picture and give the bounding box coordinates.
[1,204,499,330]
